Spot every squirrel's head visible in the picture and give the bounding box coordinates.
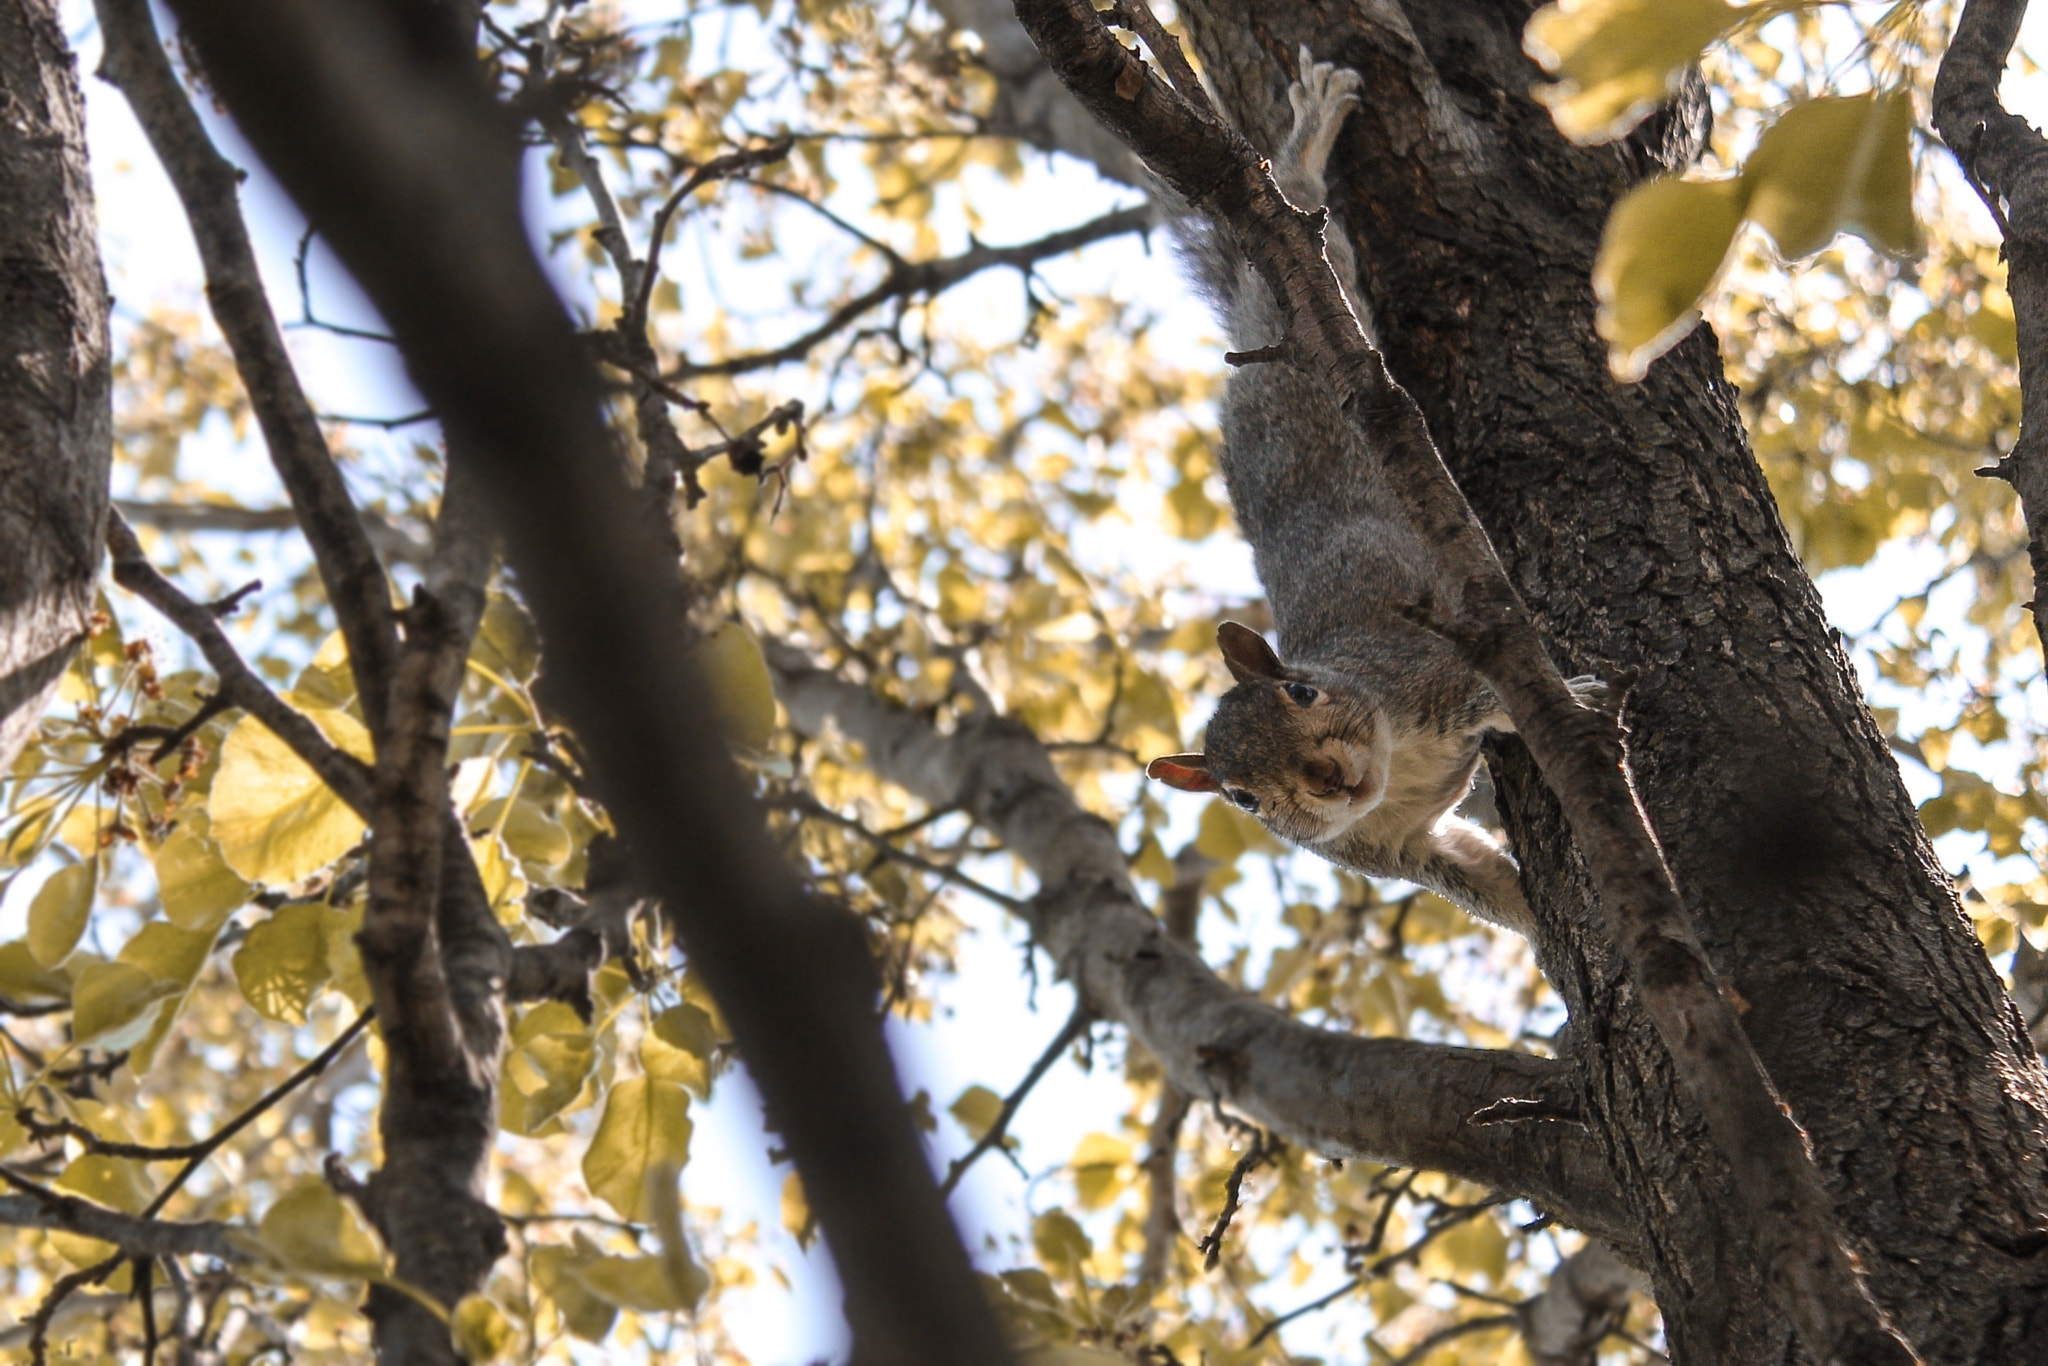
[1146,622,1392,845]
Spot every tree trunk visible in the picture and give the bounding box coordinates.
[1165,3,2048,1361]
[0,0,111,772]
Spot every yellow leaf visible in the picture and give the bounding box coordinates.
[1072,1132,1131,1211]
[291,631,357,711]
[51,1153,156,1266]
[324,902,371,1007]
[152,823,249,931]
[28,862,96,967]
[695,622,777,751]
[70,960,180,1049]
[253,1182,389,1280]
[1164,477,1220,541]
[233,904,332,1024]
[0,940,70,1004]
[564,1252,708,1314]
[532,1245,620,1342]
[471,595,541,686]
[581,1077,692,1222]
[948,1084,1005,1142]
[1743,92,1918,259]
[1973,284,2019,362]
[210,707,373,885]
[1593,175,1747,380]
[641,1006,712,1097]
[781,1171,816,1248]
[501,1002,597,1137]
[1525,0,1737,143]
[451,1295,515,1363]
[1031,1208,1092,1281]
[120,921,224,1072]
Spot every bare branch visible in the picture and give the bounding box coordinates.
[668,204,1151,380]
[1004,3,1912,1357]
[95,0,402,743]
[107,513,374,817]
[939,1003,1093,1195]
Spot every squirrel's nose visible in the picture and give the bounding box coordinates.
[1302,757,1342,794]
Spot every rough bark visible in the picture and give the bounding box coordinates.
[0,0,111,773]
[1151,4,2048,1361]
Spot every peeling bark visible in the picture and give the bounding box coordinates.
[0,0,111,773]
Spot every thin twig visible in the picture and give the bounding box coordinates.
[939,1003,1094,1195]
[1198,1120,1275,1270]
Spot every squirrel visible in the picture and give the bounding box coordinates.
[1144,52,1601,937]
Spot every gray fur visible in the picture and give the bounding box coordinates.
[1151,52,1543,935]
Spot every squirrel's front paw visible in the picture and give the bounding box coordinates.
[1564,674,1612,710]
[1287,46,1362,155]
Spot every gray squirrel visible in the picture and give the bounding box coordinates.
[1145,52,1600,937]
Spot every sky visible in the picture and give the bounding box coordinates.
[30,1,2048,1362]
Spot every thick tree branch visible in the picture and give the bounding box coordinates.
[1933,0,2048,668]
[157,4,1014,1361]
[769,648,1631,1242]
[1003,3,1914,1359]
[106,513,375,817]
[668,204,1151,379]
[94,0,402,744]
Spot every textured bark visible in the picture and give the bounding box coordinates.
[0,0,111,773]
[1153,4,2048,1362]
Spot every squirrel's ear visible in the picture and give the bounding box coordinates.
[1217,621,1284,683]
[1147,754,1219,793]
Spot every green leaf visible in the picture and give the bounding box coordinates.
[151,823,250,932]
[581,1077,692,1221]
[233,904,332,1024]
[1593,175,1747,380]
[1525,0,1738,143]
[28,862,96,968]
[694,622,777,751]
[210,708,372,886]
[1744,92,1918,260]
[251,1181,389,1280]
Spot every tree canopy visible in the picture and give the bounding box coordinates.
[1,0,2045,1363]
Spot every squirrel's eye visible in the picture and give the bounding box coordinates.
[1283,683,1319,706]
[1226,788,1260,813]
